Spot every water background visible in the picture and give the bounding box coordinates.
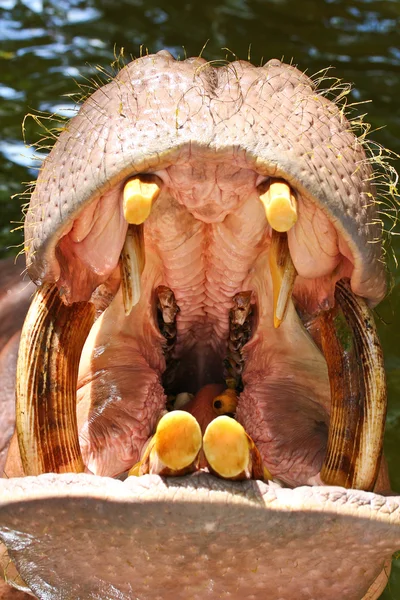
[0,1,400,597]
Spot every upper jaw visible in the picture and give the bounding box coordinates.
[24,51,386,305]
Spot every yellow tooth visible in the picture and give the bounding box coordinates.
[203,416,266,480]
[154,411,202,471]
[136,411,202,476]
[123,176,161,225]
[128,461,141,477]
[203,417,248,478]
[263,466,273,481]
[269,230,296,328]
[212,389,238,416]
[120,224,145,316]
[260,179,297,232]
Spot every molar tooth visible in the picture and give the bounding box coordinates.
[203,416,270,481]
[212,388,238,416]
[130,411,202,477]
[259,178,297,233]
[16,284,95,475]
[120,224,145,316]
[269,230,297,328]
[174,392,194,409]
[319,280,387,491]
[123,175,161,225]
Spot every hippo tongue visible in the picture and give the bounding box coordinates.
[0,473,399,600]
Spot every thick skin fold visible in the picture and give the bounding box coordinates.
[0,474,399,600]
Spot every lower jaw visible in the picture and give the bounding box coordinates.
[0,472,397,600]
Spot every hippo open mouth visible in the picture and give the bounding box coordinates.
[1,50,400,600]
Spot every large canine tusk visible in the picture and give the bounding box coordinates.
[16,284,95,475]
[269,230,297,328]
[120,224,145,316]
[319,280,387,491]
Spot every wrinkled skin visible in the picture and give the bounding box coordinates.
[1,51,400,599]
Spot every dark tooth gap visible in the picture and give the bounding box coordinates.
[224,291,253,393]
[156,285,180,399]
[156,287,255,406]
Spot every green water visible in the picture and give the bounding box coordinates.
[1,0,400,597]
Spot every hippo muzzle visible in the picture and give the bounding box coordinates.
[0,50,399,600]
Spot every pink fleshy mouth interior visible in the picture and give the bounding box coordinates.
[57,155,356,486]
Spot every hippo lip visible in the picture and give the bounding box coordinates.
[3,50,399,599]
[1,473,400,599]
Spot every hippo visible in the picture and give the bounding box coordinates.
[0,50,399,600]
